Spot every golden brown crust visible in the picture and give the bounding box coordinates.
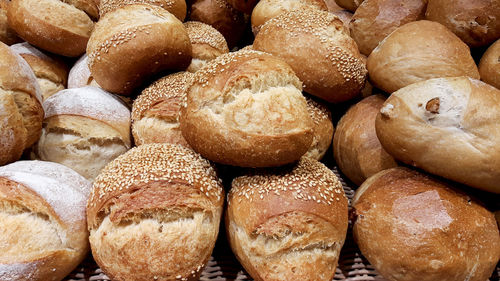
[479,39,500,89]
[353,167,500,281]
[304,97,334,160]
[334,0,363,11]
[99,0,187,21]
[0,91,27,166]
[184,21,229,72]
[0,1,21,45]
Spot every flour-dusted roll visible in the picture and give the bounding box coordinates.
[0,160,91,281]
[304,97,334,161]
[479,39,500,89]
[180,50,314,167]
[67,54,99,89]
[87,4,192,95]
[0,0,21,45]
[7,0,98,57]
[34,86,131,181]
[367,20,480,93]
[376,77,500,193]
[99,0,187,21]
[227,157,348,281]
[87,144,224,281]
[352,167,500,281]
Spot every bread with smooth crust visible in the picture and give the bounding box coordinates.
[334,95,397,186]
[349,0,426,56]
[254,8,367,103]
[367,20,480,93]
[99,0,187,21]
[353,167,500,281]
[479,39,500,89]
[180,50,314,167]
[0,0,21,45]
[376,77,500,193]
[227,157,348,281]
[334,0,363,11]
[0,160,91,281]
[87,4,192,95]
[304,97,334,160]
[87,143,224,281]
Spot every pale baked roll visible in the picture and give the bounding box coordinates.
[0,0,21,45]
[180,50,314,167]
[99,0,187,21]
[7,0,98,57]
[334,0,363,11]
[87,144,224,281]
[0,160,91,281]
[34,86,131,181]
[479,39,500,89]
[353,167,500,281]
[367,20,480,93]
[376,77,500,193]
[87,4,192,95]
[132,72,194,146]
[10,42,69,101]
[227,157,348,281]
[304,97,334,161]
[333,95,397,186]
[67,54,100,89]
[254,8,367,103]
[184,21,229,73]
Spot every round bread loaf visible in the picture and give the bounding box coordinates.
[376,77,500,193]
[367,21,480,94]
[10,42,69,101]
[353,167,500,281]
[349,0,426,56]
[254,8,367,103]
[87,143,224,281]
[184,21,229,73]
[334,0,363,11]
[34,86,131,181]
[180,50,314,167]
[304,97,334,160]
[67,54,100,89]
[227,157,348,281]
[99,0,187,21]
[479,39,500,89]
[132,72,193,146]
[0,0,21,45]
[7,0,97,57]
[0,160,91,281]
[87,4,192,95]
[425,0,500,48]
[334,95,397,186]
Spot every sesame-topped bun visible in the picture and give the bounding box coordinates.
[0,160,91,281]
[132,72,194,146]
[0,0,21,45]
[227,157,348,281]
[353,167,500,281]
[7,0,97,57]
[10,42,69,101]
[304,97,334,160]
[99,0,187,21]
[254,8,367,103]
[88,143,224,281]
[184,21,229,73]
[68,54,100,89]
[334,0,363,11]
[87,4,192,95]
[180,49,314,167]
[367,20,480,93]
[479,39,500,89]
[33,86,131,181]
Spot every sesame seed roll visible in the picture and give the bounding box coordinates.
[99,0,187,22]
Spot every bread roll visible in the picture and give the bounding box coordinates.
[376,77,500,193]
[334,95,397,186]
[367,21,480,94]
[227,157,348,281]
[331,9,352,34]
[254,9,367,103]
[34,86,131,181]
[180,50,314,167]
[304,97,334,160]
[334,0,363,11]
[88,143,224,281]
[184,21,229,73]
[132,72,193,146]
[479,39,500,89]
[425,0,500,48]
[7,0,97,57]
[99,0,187,21]
[0,160,91,281]
[67,54,100,89]
[324,0,343,11]
[0,0,21,45]
[353,167,500,281]
[349,0,426,56]
[10,42,69,101]
[87,4,192,95]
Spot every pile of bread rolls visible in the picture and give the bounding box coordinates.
[0,0,499,280]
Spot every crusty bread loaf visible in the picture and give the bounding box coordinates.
[67,54,100,89]
[180,50,314,167]
[87,4,192,95]
[304,97,334,160]
[34,86,131,181]
[227,157,348,281]
[0,91,27,166]
[376,77,500,193]
[334,95,397,186]
[99,0,187,21]
[367,20,480,93]
[479,39,500,89]
[254,8,367,103]
[353,167,500,281]
[334,0,363,11]
[0,0,21,45]
[0,160,91,281]
[87,143,224,281]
